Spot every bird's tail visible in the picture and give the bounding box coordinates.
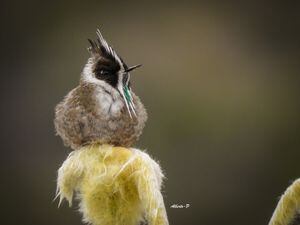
[56,144,169,225]
[269,179,300,225]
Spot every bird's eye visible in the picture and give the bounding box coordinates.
[94,63,119,87]
[100,69,109,75]
[95,69,110,80]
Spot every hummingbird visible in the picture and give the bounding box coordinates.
[54,29,169,225]
[54,29,147,150]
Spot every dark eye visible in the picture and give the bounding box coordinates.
[95,68,110,80]
[100,69,109,76]
[94,68,118,87]
[93,60,120,88]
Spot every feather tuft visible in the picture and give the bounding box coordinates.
[56,144,168,225]
[269,179,300,225]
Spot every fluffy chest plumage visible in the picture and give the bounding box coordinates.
[94,89,124,118]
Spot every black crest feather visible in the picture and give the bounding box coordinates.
[87,29,120,63]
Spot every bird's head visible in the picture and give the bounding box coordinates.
[81,29,141,118]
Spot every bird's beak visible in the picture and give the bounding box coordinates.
[124,64,142,73]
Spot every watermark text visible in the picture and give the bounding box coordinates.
[170,203,190,209]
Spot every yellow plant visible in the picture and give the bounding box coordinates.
[269,179,300,225]
[56,144,168,225]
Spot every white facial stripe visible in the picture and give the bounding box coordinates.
[118,83,132,118]
[127,89,136,109]
[126,73,130,86]
[129,100,137,117]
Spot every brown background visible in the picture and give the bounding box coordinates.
[1,1,300,225]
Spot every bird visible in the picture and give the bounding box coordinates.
[54,29,147,150]
[54,29,169,225]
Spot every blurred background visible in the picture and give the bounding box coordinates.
[1,1,300,225]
